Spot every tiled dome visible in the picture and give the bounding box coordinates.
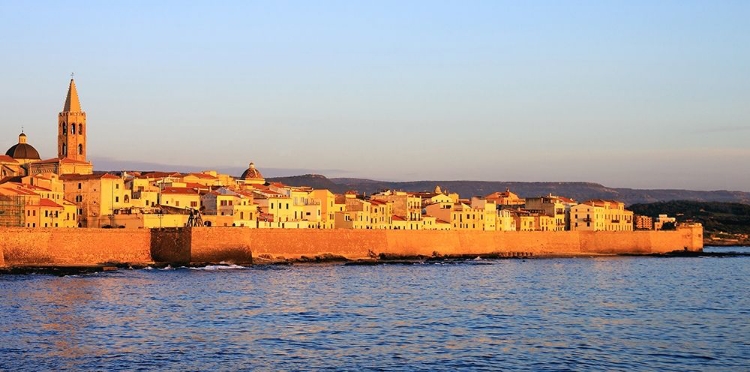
[5,133,40,160]
[241,162,264,179]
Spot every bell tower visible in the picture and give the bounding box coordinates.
[58,77,87,161]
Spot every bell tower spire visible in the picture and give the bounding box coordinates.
[58,77,87,161]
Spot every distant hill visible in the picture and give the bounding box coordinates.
[267,175,750,205]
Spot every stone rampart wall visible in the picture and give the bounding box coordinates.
[0,228,151,266]
[0,226,703,267]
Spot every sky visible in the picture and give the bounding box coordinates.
[1,1,749,191]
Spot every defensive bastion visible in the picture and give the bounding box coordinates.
[0,225,703,268]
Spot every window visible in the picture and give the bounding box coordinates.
[116,184,119,189]
[78,123,82,134]
[175,201,180,207]
[115,196,119,203]
[45,211,49,217]
[62,123,67,135]
[190,201,197,207]
[71,124,76,134]
[78,144,83,155]
[78,183,82,189]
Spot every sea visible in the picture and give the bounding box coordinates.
[1,246,748,371]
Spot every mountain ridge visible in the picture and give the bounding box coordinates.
[267,174,750,206]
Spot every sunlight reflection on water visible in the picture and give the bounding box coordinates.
[1,254,748,371]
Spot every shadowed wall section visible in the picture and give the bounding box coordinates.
[150,228,191,265]
[190,228,252,264]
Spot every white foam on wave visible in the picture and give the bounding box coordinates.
[190,264,248,271]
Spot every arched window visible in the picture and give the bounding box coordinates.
[71,123,76,134]
[78,144,83,155]
[62,123,67,135]
[78,123,82,134]
[62,144,67,154]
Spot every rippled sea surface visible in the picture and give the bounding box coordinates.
[1,247,748,371]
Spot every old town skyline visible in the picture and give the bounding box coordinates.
[1,1,749,191]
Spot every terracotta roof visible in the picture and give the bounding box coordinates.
[28,172,56,180]
[22,184,52,192]
[185,173,217,179]
[253,185,285,197]
[582,199,623,208]
[161,187,199,195]
[140,171,182,178]
[34,157,91,165]
[60,173,118,181]
[37,198,63,208]
[184,182,207,189]
[235,190,254,198]
[0,183,38,196]
[392,215,406,221]
[0,155,19,163]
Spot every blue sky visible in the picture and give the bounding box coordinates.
[1,1,748,190]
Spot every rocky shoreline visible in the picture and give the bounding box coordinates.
[5,249,749,276]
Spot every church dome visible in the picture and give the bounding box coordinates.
[5,133,41,160]
[241,162,264,180]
